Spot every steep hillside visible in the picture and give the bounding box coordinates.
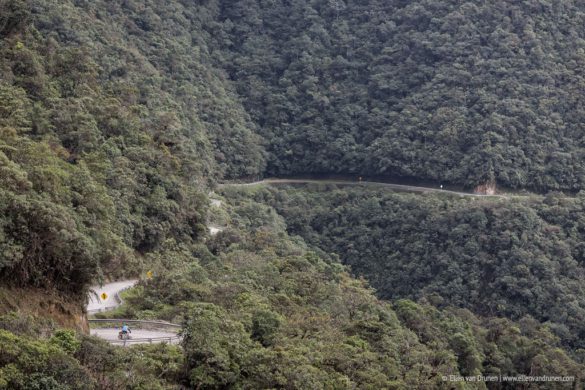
[208,0,585,191]
[94,196,583,388]
[0,0,268,296]
[245,185,585,350]
[1,0,585,388]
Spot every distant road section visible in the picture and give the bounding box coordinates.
[87,280,138,313]
[219,178,513,198]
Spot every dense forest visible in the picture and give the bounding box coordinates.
[1,0,585,388]
[0,0,268,292]
[207,0,585,191]
[95,197,582,389]
[239,185,585,351]
[3,0,585,290]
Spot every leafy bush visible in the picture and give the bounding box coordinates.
[49,330,80,355]
[0,329,93,390]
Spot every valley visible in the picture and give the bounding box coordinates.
[1,0,585,388]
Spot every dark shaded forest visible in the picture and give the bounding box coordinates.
[208,0,585,191]
[4,0,585,292]
[242,185,585,351]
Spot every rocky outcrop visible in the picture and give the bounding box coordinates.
[474,181,497,195]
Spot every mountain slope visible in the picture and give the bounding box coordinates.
[1,0,584,388]
[0,0,268,294]
[209,0,585,191]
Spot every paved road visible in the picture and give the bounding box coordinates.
[219,178,518,198]
[87,280,138,313]
[91,328,180,345]
[87,281,183,346]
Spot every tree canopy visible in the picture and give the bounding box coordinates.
[249,185,585,351]
[2,0,585,388]
[208,0,585,191]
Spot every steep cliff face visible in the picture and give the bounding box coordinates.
[0,287,88,333]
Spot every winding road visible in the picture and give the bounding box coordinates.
[87,280,137,313]
[87,195,229,345]
[218,178,522,198]
[87,280,181,346]
[91,327,180,345]
[88,177,529,346]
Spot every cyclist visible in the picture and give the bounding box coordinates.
[121,323,131,335]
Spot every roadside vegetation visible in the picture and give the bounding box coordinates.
[237,185,585,352]
[113,196,583,388]
[1,0,585,388]
[0,313,182,389]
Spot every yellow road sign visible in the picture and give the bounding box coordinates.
[100,292,108,301]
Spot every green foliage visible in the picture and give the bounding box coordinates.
[251,309,282,346]
[2,0,585,388]
[0,127,152,292]
[208,0,585,192]
[75,335,183,389]
[392,300,582,387]
[256,185,585,351]
[182,303,253,388]
[0,329,93,390]
[116,196,584,388]
[0,0,30,38]
[0,317,184,389]
[49,329,80,355]
[0,0,289,296]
